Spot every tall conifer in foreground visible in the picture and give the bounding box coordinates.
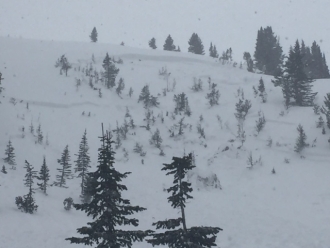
[37,156,50,194]
[54,145,72,188]
[66,125,152,247]
[74,129,91,199]
[15,160,38,214]
[147,153,222,248]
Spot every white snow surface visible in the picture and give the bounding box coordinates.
[0,36,330,248]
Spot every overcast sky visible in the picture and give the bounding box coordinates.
[1,0,330,61]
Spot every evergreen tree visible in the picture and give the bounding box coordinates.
[150,129,163,148]
[254,26,283,76]
[66,127,151,247]
[3,140,16,169]
[206,83,220,107]
[0,72,4,93]
[294,124,308,153]
[138,85,159,108]
[55,55,72,76]
[243,52,254,72]
[36,124,43,144]
[272,40,317,107]
[149,37,157,49]
[102,53,120,89]
[116,77,125,97]
[74,130,91,199]
[163,35,176,51]
[258,78,267,103]
[37,156,50,194]
[54,145,72,188]
[220,48,233,62]
[90,27,98,42]
[147,153,222,248]
[15,160,38,214]
[209,43,219,58]
[174,92,191,116]
[1,165,7,174]
[321,93,330,128]
[188,33,205,55]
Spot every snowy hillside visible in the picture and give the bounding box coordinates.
[1,37,330,248]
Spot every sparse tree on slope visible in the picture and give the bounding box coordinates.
[74,129,91,199]
[0,72,4,93]
[55,55,72,76]
[206,83,220,107]
[66,127,152,247]
[149,37,157,49]
[54,145,72,188]
[243,52,254,72]
[3,140,16,169]
[15,160,38,214]
[147,153,222,248]
[90,27,98,42]
[163,35,176,51]
[209,43,219,58]
[102,53,119,89]
[188,33,205,55]
[294,124,308,153]
[37,156,50,195]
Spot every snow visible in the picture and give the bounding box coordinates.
[0,10,330,248]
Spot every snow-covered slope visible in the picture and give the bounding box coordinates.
[1,37,330,248]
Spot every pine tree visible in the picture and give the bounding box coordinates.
[0,72,4,93]
[163,35,176,51]
[16,160,38,214]
[149,37,157,49]
[55,55,72,76]
[209,43,219,58]
[147,153,222,248]
[273,40,317,107]
[3,140,16,169]
[102,53,119,89]
[173,92,191,116]
[54,145,72,188]
[243,52,254,72]
[294,124,308,153]
[90,27,98,42]
[36,124,43,144]
[206,83,220,106]
[128,87,133,98]
[74,130,91,199]
[1,165,7,174]
[138,85,159,108]
[258,77,267,103]
[116,77,125,97]
[321,93,330,128]
[66,127,151,247]
[150,129,163,148]
[37,156,50,194]
[254,26,283,75]
[188,33,205,55]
